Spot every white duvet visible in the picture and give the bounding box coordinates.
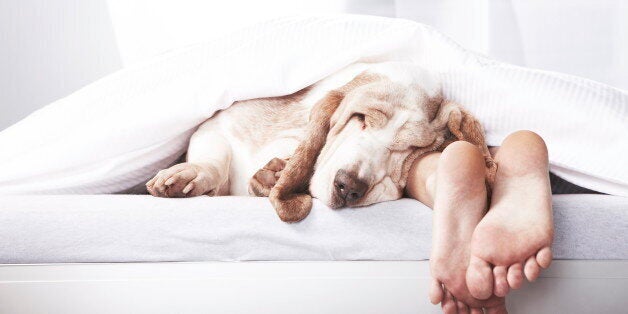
[0,15,626,196]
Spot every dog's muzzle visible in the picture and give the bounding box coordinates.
[332,169,368,208]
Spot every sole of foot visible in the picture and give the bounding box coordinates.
[428,142,507,312]
[466,173,554,299]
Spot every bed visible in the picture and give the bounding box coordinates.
[1,14,627,314]
[1,194,626,313]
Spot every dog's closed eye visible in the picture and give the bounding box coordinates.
[352,108,389,130]
[353,113,366,129]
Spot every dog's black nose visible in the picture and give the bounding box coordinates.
[334,170,368,203]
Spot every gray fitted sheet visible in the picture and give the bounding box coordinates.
[0,194,626,264]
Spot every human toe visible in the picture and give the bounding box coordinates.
[470,308,483,314]
[485,303,509,314]
[524,256,541,282]
[536,247,553,269]
[456,300,469,314]
[507,263,524,289]
[466,256,494,300]
[493,266,510,297]
[429,278,444,304]
[442,290,458,314]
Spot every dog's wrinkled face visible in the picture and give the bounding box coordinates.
[268,63,492,221]
[309,80,440,208]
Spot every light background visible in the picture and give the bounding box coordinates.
[1,0,627,131]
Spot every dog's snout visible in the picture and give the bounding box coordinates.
[334,170,368,203]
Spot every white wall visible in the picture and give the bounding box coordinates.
[106,0,394,66]
[396,0,628,90]
[0,0,122,131]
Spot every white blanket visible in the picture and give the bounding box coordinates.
[0,15,626,196]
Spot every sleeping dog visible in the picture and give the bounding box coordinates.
[147,62,495,222]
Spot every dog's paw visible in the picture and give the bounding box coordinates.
[270,192,312,223]
[146,163,221,197]
[248,157,288,197]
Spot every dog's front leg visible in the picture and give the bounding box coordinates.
[248,157,289,197]
[147,124,232,197]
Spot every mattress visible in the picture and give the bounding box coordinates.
[0,194,626,264]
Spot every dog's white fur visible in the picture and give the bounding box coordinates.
[147,62,446,208]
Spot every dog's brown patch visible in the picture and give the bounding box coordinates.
[435,100,497,193]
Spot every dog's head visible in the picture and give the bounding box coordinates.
[269,63,494,222]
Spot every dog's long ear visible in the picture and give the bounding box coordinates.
[269,73,376,222]
[433,100,497,186]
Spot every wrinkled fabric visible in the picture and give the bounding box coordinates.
[0,15,626,195]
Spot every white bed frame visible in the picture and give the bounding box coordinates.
[1,260,626,313]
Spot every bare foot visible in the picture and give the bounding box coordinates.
[467,131,554,299]
[146,162,224,197]
[429,142,506,313]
